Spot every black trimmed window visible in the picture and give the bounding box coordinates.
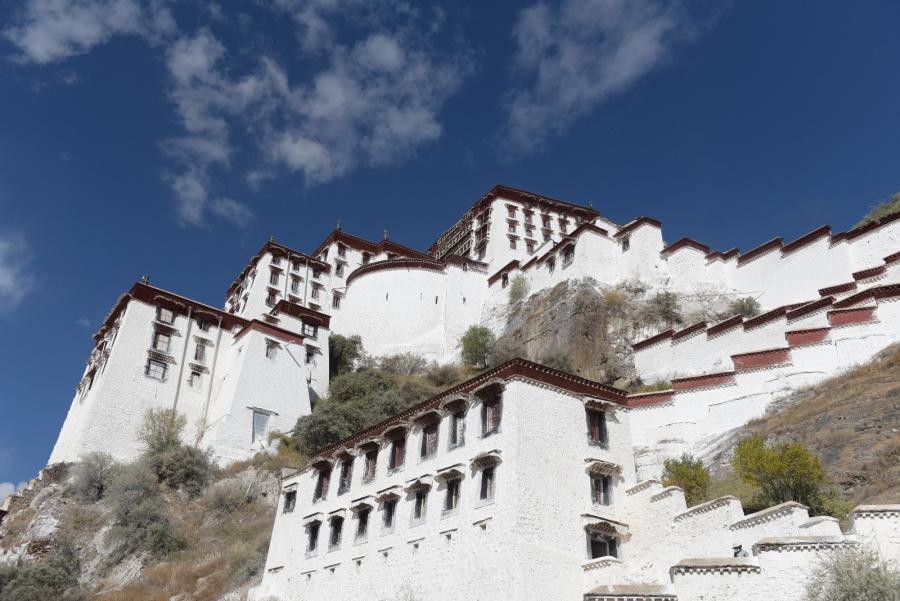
[591,474,613,506]
[302,322,318,338]
[420,421,438,459]
[283,490,297,513]
[306,521,320,553]
[382,498,397,530]
[363,449,378,482]
[157,306,175,324]
[586,408,609,447]
[481,398,502,437]
[145,358,167,380]
[444,478,461,512]
[337,457,353,494]
[328,516,343,550]
[313,468,331,502]
[412,490,428,522]
[448,410,466,449]
[480,466,495,501]
[153,331,171,353]
[355,507,370,541]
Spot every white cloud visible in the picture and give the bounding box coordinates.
[211,198,254,226]
[77,316,91,327]
[6,1,472,226]
[3,0,175,64]
[0,232,36,313]
[500,0,706,153]
[0,481,28,501]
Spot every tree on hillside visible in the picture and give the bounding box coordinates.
[460,326,496,368]
[725,297,761,319]
[138,408,187,455]
[662,454,711,506]
[642,291,683,329]
[732,435,845,516]
[856,191,900,228]
[508,274,529,304]
[329,334,364,379]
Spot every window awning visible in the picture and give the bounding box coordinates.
[439,394,472,411]
[582,514,629,536]
[328,508,346,520]
[404,475,433,492]
[302,512,324,526]
[435,464,466,481]
[471,450,502,469]
[375,486,402,502]
[350,496,375,512]
[584,459,621,476]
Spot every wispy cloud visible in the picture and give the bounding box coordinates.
[3,0,175,64]
[5,1,473,227]
[500,0,713,154]
[0,232,36,313]
[76,316,91,327]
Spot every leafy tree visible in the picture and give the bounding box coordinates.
[0,543,83,601]
[662,454,711,506]
[460,326,496,368]
[732,435,841,516]
[804,544,900,601]
[508,274,529,304]
[424,362,464,388]
[856,191,900,228]
[70,451,117,503]
[328,334,364,379]
[137,408,187,456]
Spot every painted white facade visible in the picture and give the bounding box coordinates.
[253,359,900,601]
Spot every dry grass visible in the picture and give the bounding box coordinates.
[740,344,900,504]
[90,485,275,601]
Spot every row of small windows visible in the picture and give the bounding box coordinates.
[312,397,500,503]
[288,466,498,554]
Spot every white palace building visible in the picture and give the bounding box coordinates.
[47,185,900,600]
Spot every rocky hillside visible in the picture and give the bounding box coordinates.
[0,457,284,600]
[707,344,900,504]
[490,277,741,388]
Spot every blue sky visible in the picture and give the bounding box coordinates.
[1,0,899,490]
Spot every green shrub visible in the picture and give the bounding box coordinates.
[487,337,527,367]
[106,462,186,561]
[726,297,761,319]
[803,544,900,601]
[662,454,711,506]
[205,480,250,514]
[138,408,187,455]
[856,191,900,228]
[508,275,529,304]
[732,435,844,517]
[642,291,683,328]
[460,326,496,368]
[70,451,117,503]
[379,352,428,375]
[424,363,464,387]
[329,334,364,378]
[537,350,573,373]
[0,543,82,601]
[148,445,216,499]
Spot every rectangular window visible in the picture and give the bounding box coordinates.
[362,252,371,264]
[338,458,353,494]
[146,358,167,380]
[266,291,277,307]
[481,399,501,437]
[153,331,171,353]
[363,449,378,482]
[265,341,278,359]
[292,259,302,271]
[291,276,301,293]
[383,499,397,530]
[356,507,370,541]
[311,285,321,300]
[480,466,495,501]
[302,322,318,338]
[189,370,201,388]
[329,517,343,550]
[332,292,342,309]
[157,306,175,324]
[591,475,613,506]
[252,411,270,444]
[587,409,609,446]
[389,436,406,470]
[197,319,212,332]
[305,346,316,365]
[588,532,617,559]
[337,244,346,257]
[563,246,575,265]
[314,469,331,502]
[444,479,460,512]
[542,215,551,228]
[526,241,535,254]
[194,342,206,362]
[413,490,428,521]
[283,490,297,514]
[313,268,322,279]
[501,273,509,288]
[449,411,466,448]
[271,255,282,266]
[269,270,280,286]
[335,262,345,277]
[508,238,517,250]
[307,522,320,552]
[420,423,438,459]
